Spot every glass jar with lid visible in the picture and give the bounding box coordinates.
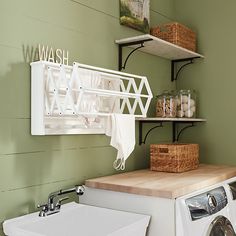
[177,90,197,118]
[156,90,177,118]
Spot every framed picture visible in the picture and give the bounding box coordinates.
[120,0,150,33]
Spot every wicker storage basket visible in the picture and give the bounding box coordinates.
[150,143,199,173]
[150,22,196,52]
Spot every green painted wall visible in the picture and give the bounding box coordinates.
[174,1,236,165]
[0,0,174,234]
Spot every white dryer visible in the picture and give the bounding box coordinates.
[223,176,236,233]
[176,182,235,236]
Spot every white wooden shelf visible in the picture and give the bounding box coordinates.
[115,34,204,60]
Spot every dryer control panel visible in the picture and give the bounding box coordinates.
[185,186,228,221]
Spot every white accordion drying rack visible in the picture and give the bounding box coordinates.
[31,61,153,135]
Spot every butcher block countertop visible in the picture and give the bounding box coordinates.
[85,164,236,199]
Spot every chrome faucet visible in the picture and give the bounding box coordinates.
[37,185,85,217]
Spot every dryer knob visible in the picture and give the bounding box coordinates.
[207,194,217,209]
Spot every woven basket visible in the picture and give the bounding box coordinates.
[150,22,196,52]
[150,143,199,173]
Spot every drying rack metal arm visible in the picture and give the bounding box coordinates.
[46,113,145,118]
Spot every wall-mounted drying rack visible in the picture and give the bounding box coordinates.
[115,34,204,80]
[31,61,153,135]
[136,117,206,145]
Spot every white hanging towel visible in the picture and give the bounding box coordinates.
[105,114,135,170]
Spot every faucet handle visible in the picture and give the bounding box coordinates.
[37,203,48,210]
[37,203,49,217]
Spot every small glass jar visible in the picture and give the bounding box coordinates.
[177,90,197,118]
[156,91,177,118]
[156,93,165,117]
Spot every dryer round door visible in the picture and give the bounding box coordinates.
[207,216,236,236]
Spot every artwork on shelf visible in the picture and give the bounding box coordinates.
[120,0,150,33]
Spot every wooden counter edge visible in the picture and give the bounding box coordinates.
[85,180,173,199]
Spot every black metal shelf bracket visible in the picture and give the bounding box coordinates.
[122,43,144,70]
[139,121,163,145]
[118,39,153,71]
[139,120,202,145]
[171,57,200,82]
[172,122,195,142]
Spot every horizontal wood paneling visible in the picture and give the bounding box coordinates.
[151,0,175,21]
[0,147,117,192]
[0,118,110,154]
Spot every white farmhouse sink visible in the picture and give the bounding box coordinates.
[3,202,150,236]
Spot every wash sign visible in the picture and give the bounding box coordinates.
[38,44,69,65]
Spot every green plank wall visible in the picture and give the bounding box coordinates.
[0,0,174,234]
[174,1,236,165]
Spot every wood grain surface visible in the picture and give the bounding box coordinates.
[85,164,236,199]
